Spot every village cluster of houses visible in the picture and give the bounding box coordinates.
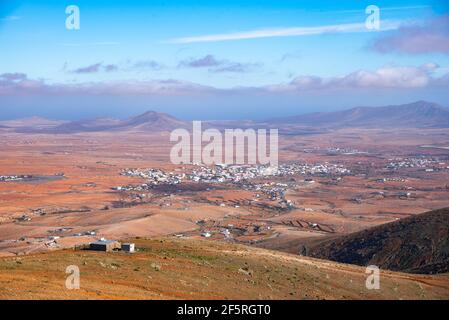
[325,147,368,155]
[385,157,447,171]
[0,175,32,182]
[120,168,184,186]
[376,177,407,183]
[235,181,294,205]
[116,162,351,192]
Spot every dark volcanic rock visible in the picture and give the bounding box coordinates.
[308,207,449,274]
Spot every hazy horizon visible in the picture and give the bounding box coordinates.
[0,99,447,122]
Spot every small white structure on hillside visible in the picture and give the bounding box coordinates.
[121,243,135,253]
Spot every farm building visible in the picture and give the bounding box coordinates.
[89,239,121,252]
[121,243,135,253]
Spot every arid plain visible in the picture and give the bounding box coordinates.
[1,103,449,299]
[0,126,448,256]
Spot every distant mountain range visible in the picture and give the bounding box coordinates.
[268,100,449,129]
[308,207,449,274]
[1,100,449,134]
[12,111,188,134]
[0,116,64,129]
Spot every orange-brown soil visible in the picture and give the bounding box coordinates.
[1,237,448,300]
[0,128,448,257]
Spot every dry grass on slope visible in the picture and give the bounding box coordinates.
[1,238,448,300]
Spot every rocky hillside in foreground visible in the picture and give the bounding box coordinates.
[0,237,448,299]
[308,208,449,274]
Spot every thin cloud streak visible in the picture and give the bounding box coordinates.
[168,21,401,44]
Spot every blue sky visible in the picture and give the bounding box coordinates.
[1,0,449,120]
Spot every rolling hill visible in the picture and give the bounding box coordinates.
[0,116,66,129]
[122,111,188,131]
[269,101,449,128]
[1,237,448,299]
[15,111,188,134]
[308,207,449,274]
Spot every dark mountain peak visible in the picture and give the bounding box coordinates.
[123,110,186,130]
[128,110,177,123]
[132,110,159,118]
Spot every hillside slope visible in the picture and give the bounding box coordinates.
[270,101,449,128]
[0,237,448,299]
[15,111,187,134]
[308,208,449,274]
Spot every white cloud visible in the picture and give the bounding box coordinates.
[168,21,400,44]
[1,64,447,97]
[265,64,443,92]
